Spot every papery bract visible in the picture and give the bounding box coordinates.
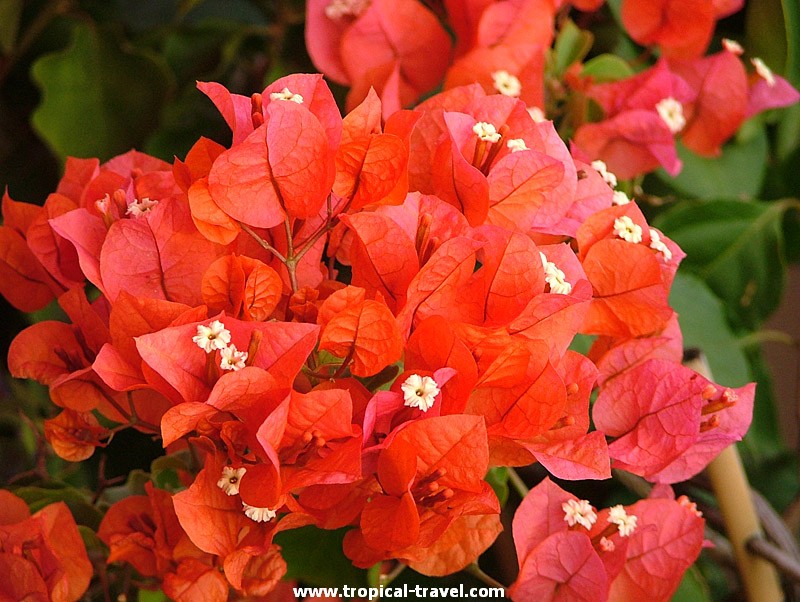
[98,482,184,578]
[0,498,92,602]
[593,359,754,482]
[318,286,403,377]
[608,498,705,601]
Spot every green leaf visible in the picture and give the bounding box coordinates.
[668,273,750,387]
[553,19,593,76]
[671,565,712,602]
[13,484,103,530]
[138,590,170,602]
[485,467,509,506]
[31,21,171,161]
[782,0,800,84]
[581,54,634,83]
[274,526,368,588]
[656,129,769,201]
[745,0,787,75]
[0,0,22,54]
[151,452,191,492]
[657,200,799,328]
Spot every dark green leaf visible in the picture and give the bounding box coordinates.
[151,452,190,492]
[274,526,368,588]
[138,590,170,602]
[13,484,103,530]
[31,21,171,161]
[745,0,787,75]
[553,19,594,76]
[671,565,712,602]
[581,53,634,83]
[657,199,799,327]
[656,129,768,201]
[485,467,509,506]
[0,0,23,54]
[668,272,750,387]
[782,0,800,84]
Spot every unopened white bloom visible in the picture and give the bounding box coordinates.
[125,197,158,218]
[192,320,232,353]
[751,57,776,87]
[599,537,615,552]
[217,466,246,496]
[324,0,370,19]
[527,106,546,122]
[540,252,572,295]
[492,70,522,97]
[613,215,643,243]
[269,87,304,104]
[677,495,703,518]
[612,190,631,206]
[507,138,529,153]
[401,374,440,412]
[608,505,638,537]
[656,97,686,133]
[243,503,277,523]
[220,344,248,371]
[722,38,744,55]
[96,194,111,215]
[649,228,673,261]
[473,121,501,143]
[562,499,597,529]
[591,160,617,188]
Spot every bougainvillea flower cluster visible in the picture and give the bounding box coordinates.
[2,0,798,600]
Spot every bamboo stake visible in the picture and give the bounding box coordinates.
[686,353,784,602]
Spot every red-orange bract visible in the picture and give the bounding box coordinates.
[0,492,92,602]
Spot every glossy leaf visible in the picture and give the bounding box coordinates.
[655,198,799,327]
[31,22,169,160]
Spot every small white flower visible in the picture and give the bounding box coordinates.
[96,194,111,215]
[324,0,370,19]
[473,121,501,143]
[269,87,304,104]
[591,160,617,188]
[125,197,159,218]
[562,498,597,530]
[491,70,522,97]
[612,190,631,206]
[613,215,643,244]
[608,505,638,537]
[656,97,686,134]
[540,252,572,295]
[243,503,277,523]
[506,138,529,153]
[649,228,673,261]
[527,106,546,123]
[677,495,703,518]
[220,344,248,371]
[400,374,440,412]
[192,320,232,353]
[599,536,616,552]
[722,38,744,55]
[751,57,776,87]
[217,466,246,496]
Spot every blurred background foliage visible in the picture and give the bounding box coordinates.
[0,0,798,599]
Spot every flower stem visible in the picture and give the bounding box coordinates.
[239,222,287,262]
[507,467,530,498]
[465,562,507,592]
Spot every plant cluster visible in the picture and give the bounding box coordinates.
[0,0,798,600]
